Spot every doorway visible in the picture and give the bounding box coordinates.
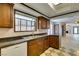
[54,24,59,35]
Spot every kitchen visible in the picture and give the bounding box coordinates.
[0,3,59,56]
[1,3,79,56]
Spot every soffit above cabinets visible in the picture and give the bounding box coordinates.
[14,3,42,17]
[14,3,49,19]
[14,3,79,19]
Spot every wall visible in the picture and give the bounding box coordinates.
[66,23,79,34]
[50,12,79,37]
[49,20,63,36]
[47,21,54,35]
[0,28,48,38]
[0,13,49,38]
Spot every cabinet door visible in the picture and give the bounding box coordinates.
[37,16,49,29]
[47,20,50,29]
[53,37,59,49]
[1,42,27,56]
[27,38,44,56]
[38,38,44,54]
[0,4,13,28]
[46,37,49,49]
[43,37,49,51]
[27,39,39,56]
[42,19,47,29]
[38,19,42,29]
[27,44,39,56]
[49,36,59,49]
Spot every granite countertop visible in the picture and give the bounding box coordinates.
[0,34,48,48]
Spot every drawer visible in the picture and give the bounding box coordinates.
[28,39,41,46]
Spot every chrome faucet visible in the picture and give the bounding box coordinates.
[32,31,35,37]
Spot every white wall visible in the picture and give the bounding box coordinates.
[49,20,63,36]
[66,23,79,34]
[0,28,48,38]
[47,21,54,35]
[50,12,79,37]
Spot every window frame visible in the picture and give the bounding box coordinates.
[14,14,36,32]
[73,26,79,34]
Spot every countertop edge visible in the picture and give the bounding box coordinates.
[0,34,59,48]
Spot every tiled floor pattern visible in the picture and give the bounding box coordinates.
[40,47,79,56]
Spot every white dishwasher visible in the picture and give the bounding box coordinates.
[1,42,27,56]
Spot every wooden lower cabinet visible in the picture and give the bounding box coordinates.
[27,43,40,56]
[49,35,59,49]
[0,35,59,56]
[27,35,59,56]
[43,36,49,51]
[27,36,49,56]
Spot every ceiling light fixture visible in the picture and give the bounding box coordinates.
[53,3,60,5]
[48,3,60,11]
[48,3,56,10]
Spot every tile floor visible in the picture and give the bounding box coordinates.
[40,47,79,56]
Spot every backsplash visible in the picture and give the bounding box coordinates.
[0,28,48,38]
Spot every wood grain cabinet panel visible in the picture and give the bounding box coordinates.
[27,36,49,56]
[0,3,14,28]
[47,20,50,29]
[43,36,49,51]
[27,44,40,56]
[49,35,59,49]
[37,16,50,29]
[27,38,43,56]
[42,19,47,29]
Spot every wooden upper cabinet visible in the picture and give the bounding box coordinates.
[47,20,50,29]
[37,16,50,29]
[0,3,14,28]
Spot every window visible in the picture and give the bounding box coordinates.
[73,26,79,34]
[15,14,36,32]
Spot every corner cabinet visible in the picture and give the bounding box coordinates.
[0,3,14,28]
[37,16,50,29]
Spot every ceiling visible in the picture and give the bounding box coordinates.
[51,16,78,23]
[14,3,79,19]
